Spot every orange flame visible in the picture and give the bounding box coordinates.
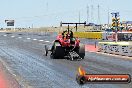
[78,66,86,76]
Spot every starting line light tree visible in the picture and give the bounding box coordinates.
[111,12,120,42]
[111,12,120,31]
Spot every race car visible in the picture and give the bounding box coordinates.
[45,29,85,60]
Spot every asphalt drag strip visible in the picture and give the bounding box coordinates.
[0,32,131,88]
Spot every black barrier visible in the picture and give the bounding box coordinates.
[118,33,132,41]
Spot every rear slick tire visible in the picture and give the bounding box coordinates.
[52,42,64,59]
[78,44,85,59]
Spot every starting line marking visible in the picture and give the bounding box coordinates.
[33,39,37,40]
[18,37,22,38]
[11,36,15,38]
[39,40,44,41]
[3,35,7,36]
[45,41,50,42]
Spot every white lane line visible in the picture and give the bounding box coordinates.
[33,39,37,40]
[11,36,15,38]
[27,38,31,40]
[12,74,17,76]
[3,35,7,36]
[45,41,50,43]
[18,37,22,38]
[39,40,44,42]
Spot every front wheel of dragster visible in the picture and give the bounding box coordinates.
[52,42,64,59]
[78,44,85,59]
[44,45,48,56]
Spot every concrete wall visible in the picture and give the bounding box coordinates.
[98,42,132,57]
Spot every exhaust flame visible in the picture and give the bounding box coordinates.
[78,66,86,76]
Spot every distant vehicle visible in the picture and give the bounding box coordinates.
[105,28,113,32]
[86,23,95,26]
[128,27,132,32]
[45,28,85,61]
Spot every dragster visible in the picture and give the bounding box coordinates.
[44,24,85,60]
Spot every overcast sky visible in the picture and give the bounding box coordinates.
[0,0,132,28]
